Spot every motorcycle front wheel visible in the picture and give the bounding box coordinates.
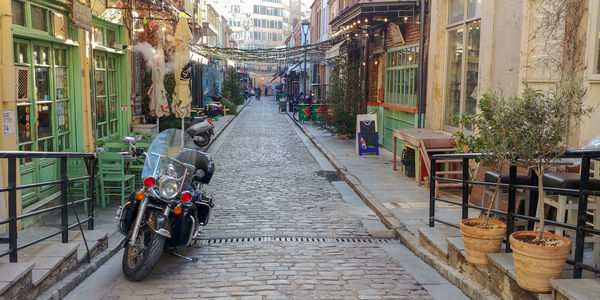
[193,132,211,147]
[122,225,166,281]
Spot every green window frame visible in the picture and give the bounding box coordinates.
[384,44,419,108]
[92,17,126,141]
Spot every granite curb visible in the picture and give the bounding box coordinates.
[36,99,250,300]
[286,114,499,300]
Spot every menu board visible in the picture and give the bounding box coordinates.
[356,114,379,156]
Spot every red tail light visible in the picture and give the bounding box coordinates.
[207,119,214,125]
[181,191,192,202]
[143,177,156,188]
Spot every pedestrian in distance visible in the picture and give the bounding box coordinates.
[256,87,261,100]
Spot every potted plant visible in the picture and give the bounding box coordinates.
[95,139,105,153]
[452,93,511,265]
[506,80,592,293]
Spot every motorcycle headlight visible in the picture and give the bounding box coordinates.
[158,176,179,199]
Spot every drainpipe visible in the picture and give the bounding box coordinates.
[417,0,427,128]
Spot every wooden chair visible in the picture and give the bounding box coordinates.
[97,153,135,208]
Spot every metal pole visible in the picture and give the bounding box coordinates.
[574,156,591,278]
[417,0,427,128]
[429,157,436,227]
[461,158,469,219]
[88,158,95,230]
[8,158,17,262]
[506,165,517,253]
[60,157,68,243]
[303,34,307,100]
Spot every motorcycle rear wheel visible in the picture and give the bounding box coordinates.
[193,132,211,147]
[122,225,166,281]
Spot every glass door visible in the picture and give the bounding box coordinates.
[94,52,119,140]
[14,39,69,206]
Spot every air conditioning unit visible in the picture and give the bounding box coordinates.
[15,67,29,102]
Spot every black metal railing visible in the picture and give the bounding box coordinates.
[429,149,600,279]
[0,151,96,263]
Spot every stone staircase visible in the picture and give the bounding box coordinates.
[0,230,108,300]
[418,227,600,300]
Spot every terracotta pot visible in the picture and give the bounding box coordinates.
[459,218,507,265]
[509,231,571,293]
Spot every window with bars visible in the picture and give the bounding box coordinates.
[384,44,419,108]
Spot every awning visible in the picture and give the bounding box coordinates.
[326,40,345,59]
[329,1,417,29]
[190,52,209,64]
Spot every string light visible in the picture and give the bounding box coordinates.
[404,16,408,22]
[384,18,388,22]
[364,18,368,23]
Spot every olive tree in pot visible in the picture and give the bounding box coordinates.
[506,80,592,293]
[452,93,513,265]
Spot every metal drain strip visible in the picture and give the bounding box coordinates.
[194,236,392,245]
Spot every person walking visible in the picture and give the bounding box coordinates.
[256,87,261,100]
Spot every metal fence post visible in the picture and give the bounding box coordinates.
[506,165,517,253]
[429,157,436,227]
[8,158,17,262]
[573,156,590,279]
[60,157,68,243]
[88,158,95,230]
[462,158,469,220]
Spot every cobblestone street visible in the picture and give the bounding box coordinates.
[66,99,463,300]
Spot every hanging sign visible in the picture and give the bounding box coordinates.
[389,23,405,45]
[71,1,93,32]
[356,114,379,156]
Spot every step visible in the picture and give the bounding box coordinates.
[73,231,108,264]
[31,243,79,290]
[446,237,492,290]
[0,262,34,298]
[486,252,538,300]
[550,278,600,300]
[418,227,461,263]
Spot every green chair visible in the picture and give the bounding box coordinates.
[98,153,135,208]
[66,160,91,211]
[105,141,125,152]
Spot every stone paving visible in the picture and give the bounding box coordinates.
[65,98,455,299]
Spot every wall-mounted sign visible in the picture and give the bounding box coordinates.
[389,23,405,45]
[3,110,16,136]
[72,0,92,32]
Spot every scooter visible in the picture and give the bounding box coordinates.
[186,116,215,148]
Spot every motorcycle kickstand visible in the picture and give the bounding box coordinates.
[170,251,198,262]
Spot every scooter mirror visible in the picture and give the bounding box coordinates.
[122,136,137,147]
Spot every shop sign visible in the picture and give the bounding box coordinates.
[72,1,92,32]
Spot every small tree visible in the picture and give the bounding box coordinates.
[452,93,516,226]
[322,57,361,136]
[222,67,244,105]
[507,79,592,242]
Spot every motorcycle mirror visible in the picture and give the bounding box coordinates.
[122,136,137,147]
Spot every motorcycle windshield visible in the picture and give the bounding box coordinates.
[142,129,200,198]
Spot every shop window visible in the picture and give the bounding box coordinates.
[35,67,50,101]
[13,42,29,65]
[17,105,32,143]
[444,0,481,127]
[385,45,419,107]
[11,0,25,26]
[106,30,116,47]
[31,5,48,32]
[94,27,104,45]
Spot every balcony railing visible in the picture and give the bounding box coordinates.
[429,149,600,279]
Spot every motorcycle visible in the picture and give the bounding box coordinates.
[115,128,215,281]
[185,116,215,148]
